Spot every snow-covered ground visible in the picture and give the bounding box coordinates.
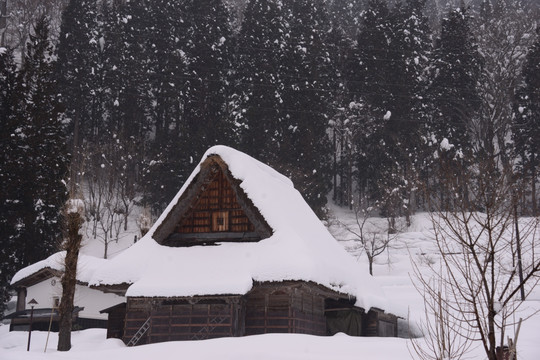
[0,327,414,360]
[2,207,539,359]
[1,305,539,360]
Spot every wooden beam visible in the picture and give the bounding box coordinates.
[166,232,260,241]
[163,235,261,247]
[90,283,130,296]
[217,161,273,239]
[152,162,218,244]
[10,268,62,288]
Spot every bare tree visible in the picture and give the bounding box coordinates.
[409,264,474,360]
[136,207,152,237]
[3,0,67,52]
[416,161,540,360]
[472,0,536,180]
[333,196,400,276]
[82,140,136,259]
[57,198,84,352]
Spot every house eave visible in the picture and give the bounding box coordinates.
[10,267,62,288]
[90,283,130,296]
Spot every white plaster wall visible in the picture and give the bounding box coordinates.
[25,277,125,320]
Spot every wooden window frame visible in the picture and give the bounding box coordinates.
[212,211,229,232]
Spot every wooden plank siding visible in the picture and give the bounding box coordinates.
[244,283,326,336]
[123,297,243,344]
[245,290,292,335]
[175,169,254,235]
[120,283,398,345]
[291,288,326,335]
[101,303,126,339]
[363,308,398,337]
[152,156,272,246]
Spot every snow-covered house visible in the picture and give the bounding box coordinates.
[9,252,125,331]
[90,145,398,345]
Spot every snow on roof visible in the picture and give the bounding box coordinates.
[11,251,108,286]
[87,145,391,312]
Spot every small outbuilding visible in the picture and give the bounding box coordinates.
[89,145,398,345]
[9,252,125,331]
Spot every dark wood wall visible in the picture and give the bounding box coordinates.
[104,303,126,339]
[244,283,326,336]
[175,169,254,234]
[291,286,327,335]
[363,308,398,337]
[120,283,398,345]
[123,297,244,345]
[123,298,150,345]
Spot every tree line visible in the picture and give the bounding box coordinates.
[0,0,539,311]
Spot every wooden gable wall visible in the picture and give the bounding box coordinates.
[175,168,255,234]
[159,157,272,247]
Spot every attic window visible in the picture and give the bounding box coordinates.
[212,211,229,232]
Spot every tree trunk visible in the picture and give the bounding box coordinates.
[531,157,537,216]
[333,129,337,202]
[487,307,497,360]
[57,212,84,351]
[347,139,352,209]
[70,113,80,196]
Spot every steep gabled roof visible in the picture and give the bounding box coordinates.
[152,155,272,246]
[88,146,390,312]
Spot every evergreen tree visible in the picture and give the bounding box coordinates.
[326,0,365,40]
[141,0,234,213]
[513,28,540,215]
[136,0,192,213]
[14,15,69,265]
[351,0,393,112]
[233,0,287,163]
[348,0,431,225]
[143,0,189,142]
[277,0,337,216]
[102,0,158,214]
[325,28,355,207]
[0,17,68,311]
[392,0,433,213]
[426,6,482,208]
[0,47,16,119]
[55,0,101,189]
[0,46,19,312]
[349,0,396,218]
[102,0,150,143]
[182,0,233,155]
[427,6,482,162]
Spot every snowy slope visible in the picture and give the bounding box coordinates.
[2,209,540,359]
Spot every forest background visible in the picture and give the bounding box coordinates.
[0,0,539,315]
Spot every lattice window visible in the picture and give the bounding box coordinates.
[212,211,229,232]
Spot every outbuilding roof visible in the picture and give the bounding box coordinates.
[10,252,108,287]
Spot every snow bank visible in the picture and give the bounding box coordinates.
[4,302,539,360]
[0,326,410,360]
[89,145,394,313]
